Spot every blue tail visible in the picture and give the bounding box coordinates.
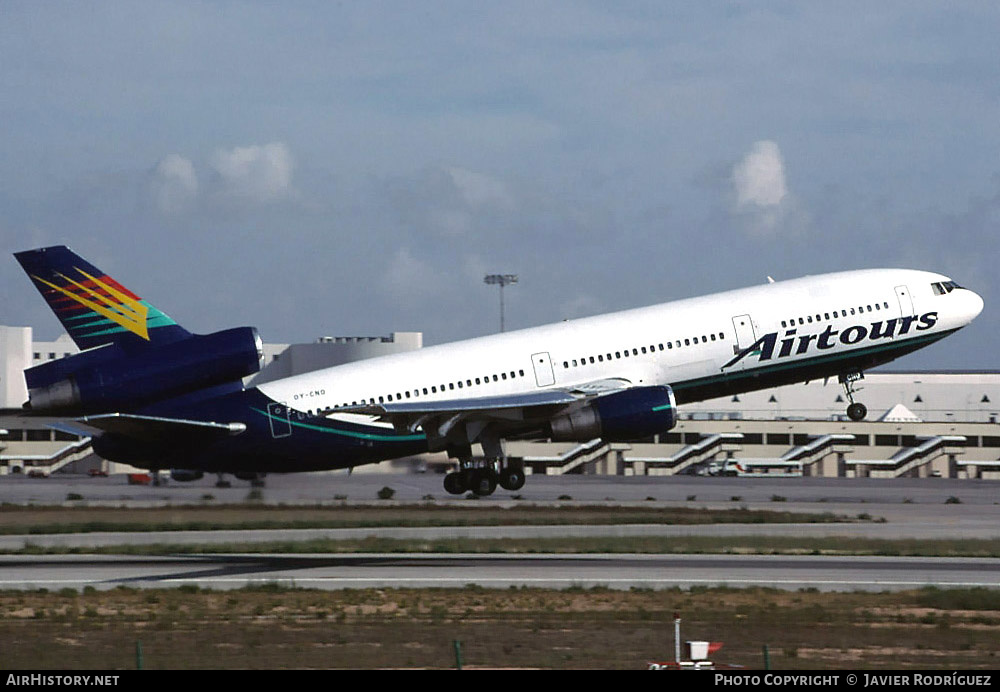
[14,245,190,352]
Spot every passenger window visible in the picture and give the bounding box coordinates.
[684,338,690,346]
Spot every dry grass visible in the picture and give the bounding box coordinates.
[0,503,855,535]
[1,585,997,669]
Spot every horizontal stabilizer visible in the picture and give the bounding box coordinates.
[72,413,246,443]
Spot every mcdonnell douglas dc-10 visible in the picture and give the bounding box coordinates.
[14,246,983,495]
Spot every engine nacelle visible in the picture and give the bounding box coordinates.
[549,385,678,442]
[24,327,262,414]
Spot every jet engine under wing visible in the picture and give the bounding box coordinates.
[63,413,247,443]
[333,378,636,452]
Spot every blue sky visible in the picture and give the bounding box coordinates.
[1,2,997,369]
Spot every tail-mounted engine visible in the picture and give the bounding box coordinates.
[24,327,263,414]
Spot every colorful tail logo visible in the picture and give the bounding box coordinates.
[15,245,189,351]
[32,268,151,341]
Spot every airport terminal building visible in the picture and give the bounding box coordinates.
[2,324,998,480]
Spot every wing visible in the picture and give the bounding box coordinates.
[332,378,634,453]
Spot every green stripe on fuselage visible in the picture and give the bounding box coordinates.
[251,407,425,442]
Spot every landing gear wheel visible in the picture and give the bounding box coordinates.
[498,467,525,491]
[443,472,466,495]
[847,402,867,421]
[470,470,498,497]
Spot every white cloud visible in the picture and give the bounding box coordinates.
[149,154,198,214]
[733,140,787,209]
[209,142,294,202]
[731,140,808,237]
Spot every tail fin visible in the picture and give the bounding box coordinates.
[15,245,191,351]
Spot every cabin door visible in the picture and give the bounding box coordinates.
[895,285,915,318]
[267,401,292,438]
[731,314,758,354]
[531,352,556,387]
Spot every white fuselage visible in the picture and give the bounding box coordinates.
[258,269,984,418]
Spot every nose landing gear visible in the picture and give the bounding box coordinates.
[839,372,867,421]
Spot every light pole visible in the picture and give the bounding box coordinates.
[484,273,518,333]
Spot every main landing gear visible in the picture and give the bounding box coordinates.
[443,458,526,497]
[839,372,868,421]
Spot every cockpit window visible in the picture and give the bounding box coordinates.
[932,281,963,295]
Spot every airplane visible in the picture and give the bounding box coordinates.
[13,245,984,495]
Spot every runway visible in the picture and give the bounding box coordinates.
[2,474,998,592]
[1,553,997,592]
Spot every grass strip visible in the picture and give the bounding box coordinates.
[0,503,862,535]
[11,535,1000,557]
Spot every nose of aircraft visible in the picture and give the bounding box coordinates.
[965,288,985,323]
